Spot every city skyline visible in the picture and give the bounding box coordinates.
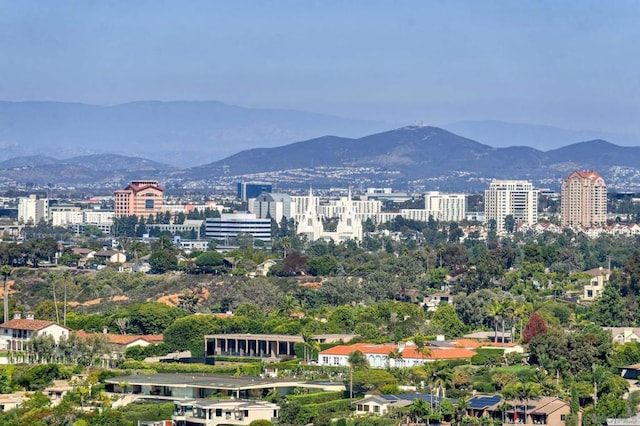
[2,1,640,134]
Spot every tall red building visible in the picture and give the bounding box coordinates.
[114,180,165,218]
[561,170,607,228]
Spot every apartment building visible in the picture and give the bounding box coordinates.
[561,170,607,228]
[18,195,49,224]
[424,191,466,222]
[484,180,539,230]
[114,180,164,218]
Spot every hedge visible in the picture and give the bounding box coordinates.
[287,391,344,405]
[299,399,353,423]
[118,361,262,376]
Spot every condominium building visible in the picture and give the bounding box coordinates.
[561,170,607,228]
[18,195,49,224]
[484,180,539,230]
[114,180,164,218]
[424,191,466,222]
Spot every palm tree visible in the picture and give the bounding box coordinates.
[413,334,432,362]
[348,350,368,401]
[593,364,608,407]
[487,299,502,343]
[409,398,430,425]
[1,265,11,323]
[513,301,533,341]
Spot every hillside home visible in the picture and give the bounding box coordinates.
[582,267,610,302]
[420,292,453,312]
[76,330,163,362]
[353,394,447,417]
[318,342,476,369]
[93,249,127,264]
[172,399,279,426]
[0,312,70,352]
[604,327,640,344]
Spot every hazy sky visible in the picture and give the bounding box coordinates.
[2,1,640,132]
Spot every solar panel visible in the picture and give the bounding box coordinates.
[468,395,502,409]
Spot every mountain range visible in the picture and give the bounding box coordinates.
[443,120,640,151]
[2,99,640,191]
[0,101,391,167]
[182,126,640,191]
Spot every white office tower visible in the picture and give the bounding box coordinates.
[484,180,539,230]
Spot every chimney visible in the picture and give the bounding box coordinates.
[436,334,445,342]
[13,312,21,320]
[397,341,406,353]
[25,312,34,320]
[103,326,108,334]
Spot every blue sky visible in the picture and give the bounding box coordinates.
[1,0,639,132]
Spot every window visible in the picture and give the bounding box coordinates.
[373,405,380,413]
[145,200,155,209]
[561,414,566,421]
[216,409,222,417]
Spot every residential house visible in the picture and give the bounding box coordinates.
[93,250,127,264]
[318,342,476,369]
[353,394,447,417]
[582,267,611,302]
[465,395,571,425]
[76,330,163,362]
[173,399,279,426]
[0,392,26,412]
[604,327,640,344]
[0,312,70,352]
[420,292,453,312]
[463,331,513,344]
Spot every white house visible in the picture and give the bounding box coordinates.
[0,312,70,352]
[318,342,476,369]
[172,399,279,425]
[582,267,611,302]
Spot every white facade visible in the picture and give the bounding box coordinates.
[424,191,467,222]
[18,195,49,224]
[248,193,294,221]
[0,313,70,352]
[484,180,539,230]
[296,189,363,242]
[205,213,271,242]
[173,399,279,426]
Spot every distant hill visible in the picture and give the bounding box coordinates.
[443,120,640,151]
[184,126,640,191]
[0,100,392,167]
[0,154,174,185]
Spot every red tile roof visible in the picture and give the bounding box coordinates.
[75,330,163,346]
[0,319,64,331]
[320,343,476,360]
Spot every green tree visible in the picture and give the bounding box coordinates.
[148,250,178,273]
[430,304,466,338]
[1,265,11,323]
[195,251,225,274]
[164,314,220,356]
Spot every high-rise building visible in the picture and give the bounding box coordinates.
[114,180,164,218]
[484,180,539,230]
[18,195,49,224]
[561,170,607,228]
